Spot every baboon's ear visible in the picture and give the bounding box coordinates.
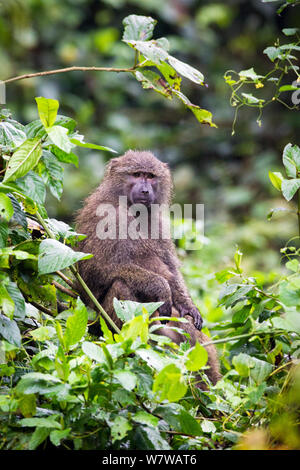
[105,158,119,176]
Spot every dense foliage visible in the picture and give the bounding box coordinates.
[0,2,300,451]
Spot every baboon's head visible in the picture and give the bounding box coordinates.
[104,150,173,207]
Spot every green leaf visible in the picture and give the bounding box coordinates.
[132,426,171,450]
[110,416,132,443]
[38,238,92,274]
[201,419,216,434]
[136,348,170,371]
[154,404,202,436]
[282,28,299,36]
[29,427,50,450]
[283,143,300,175]
[82,341,106,363]
[20,416,61,429]
[120,314,149,343]
[263,46,281,62]
[113,298,162,322]
[0,193,14,221]
[50,145,79,167]
[49,429,71,447]
[15,171,46,205]
[0,120,26,149]
[114,370,137,391]
[125,39,168,64]
[241,93,264,104]
[232,353,255,377]
[0,314,21,346]
[239,67,263,81]
[30,326,56,341]
[18,394,36,418]
[64,298,88,349]
[185,342,208,371]
[167,56,204,85]
[70,137,117,153]
[39,151,64,200]
[272,311,300,334]
[269,171,284,191]
[122,15,157,41]
[0,284,15,319]
[281,178,300,201]
[286,259,299,272]
[172,90,216,127]
[250,359,273,384]
[46,125,73,154]
[6,281,26,320]
[279,84,298,92]
[35,97,59,128]
[134,70,172,98]
[153,363,187,402]
[16,372,62,395]
[132,411,159,428]
[3,138,42,183]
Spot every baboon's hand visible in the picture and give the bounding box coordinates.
[177,304,203,330]
[158,300,172,317]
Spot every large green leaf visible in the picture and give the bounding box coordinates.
[64,299,88,349]
[46,125,73,154]
[0,314,21,346]
[38,238,92,274]
[82,341,106,363]
[167,56,204,85]
[153,363,187,402]
[0,120,26,149]
[281,178,300,201]
[185,342,208,371]
[70,138,117,153]
[283,143,300,177]
[39,151,64,200]
[35,97,59,128]
[3,138,42,183]
[0,193,14,221]
[122,15,157,41]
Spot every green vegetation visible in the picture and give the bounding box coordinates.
[0,1,300,451]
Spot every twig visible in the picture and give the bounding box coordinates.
[27,299,57,317]
[52,280,77,299]
[3,65,139,85]
[56,270,78,291]
[201,329,283,348]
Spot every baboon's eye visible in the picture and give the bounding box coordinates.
[147,173,155,179]
[133,172,142,178]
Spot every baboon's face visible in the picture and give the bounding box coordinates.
[126,171,158,207]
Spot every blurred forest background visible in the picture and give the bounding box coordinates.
[1,0,299,297]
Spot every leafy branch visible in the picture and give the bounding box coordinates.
[2,15,216,127]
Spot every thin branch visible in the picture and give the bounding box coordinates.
[56,270,78,291]
[52,280,77,299]
[3,65,139,85]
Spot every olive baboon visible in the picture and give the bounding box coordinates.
[75,150,220,385]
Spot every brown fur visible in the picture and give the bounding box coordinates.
[75,150,220,385]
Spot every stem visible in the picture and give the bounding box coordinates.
[56,270,78,291]
[35,211,121,334]
[52,280,77,298]
[3,65,139,85]
[201,329,283,347]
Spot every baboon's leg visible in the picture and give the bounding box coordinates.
[101,279,137,330]
[154,310,221,386]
